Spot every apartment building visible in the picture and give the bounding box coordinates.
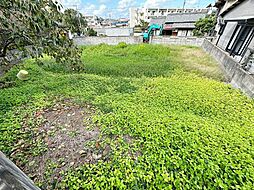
[130,7,208,27]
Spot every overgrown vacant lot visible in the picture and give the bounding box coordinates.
[1,44,254,189]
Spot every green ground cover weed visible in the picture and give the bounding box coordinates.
[0,44,253,189]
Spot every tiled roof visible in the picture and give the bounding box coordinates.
[164,23,196,30]
[165,13,207,23]
[149,17,166,26]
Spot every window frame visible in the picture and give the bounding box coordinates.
[225,21,254,57]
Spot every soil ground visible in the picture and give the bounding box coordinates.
[22,100,102,186]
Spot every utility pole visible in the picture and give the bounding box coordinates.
[72,4,81,35]
[182,0,186,10]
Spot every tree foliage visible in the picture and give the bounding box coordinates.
[0,0,83,71]
[87,28,97,36]
[139,19,149,30]
[193,14,216,37]
[63,8,87,35]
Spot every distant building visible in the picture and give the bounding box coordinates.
[130,7,208,27]
[144,12,207,37]
[101,19,117,27]
[93,28,133,37]
[83,15,102,27]
[112,18,129,27]
[129,8,144,28]
[214,0,254,63]
[164,13,207,36]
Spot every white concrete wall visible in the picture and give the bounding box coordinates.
[94,28,133,37]
[223,0,254,20]
[105,28,133,37]
[74,36,205,46]
[73,36,143,45]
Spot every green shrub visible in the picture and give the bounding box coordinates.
[117,42,128,48]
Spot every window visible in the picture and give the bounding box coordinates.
[218,23,226,35]
[226,23,254,56]
[234,27,254,55]
[226,25,242,52]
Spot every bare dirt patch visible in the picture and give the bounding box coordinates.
[21,99,104,187]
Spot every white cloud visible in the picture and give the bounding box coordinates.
[116,0,137,18]
[143,0,168,8]
[56,0,107,17]
[83,4,96,15]
[118,0,136,11]
[93,4,107,16]
[99,0,111,3]
[186,0,199,6]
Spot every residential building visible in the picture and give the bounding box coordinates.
[129,8,144,28]
[129,7,208,27]
[93,28,133,37]
[100,19,118,27]
[153,13,206,37]
[83,15,102,27]
[215,0,254,64]
[112,18,129,27]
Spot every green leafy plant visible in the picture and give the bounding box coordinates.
[1,44,253,189]
[63,8,87,35]
[0,0,83,71]
[193,14,216,37]
[86,28,97,36]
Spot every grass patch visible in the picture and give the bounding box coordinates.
[0,44,253,189]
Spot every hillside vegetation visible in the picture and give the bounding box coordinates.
[1,44,253,189]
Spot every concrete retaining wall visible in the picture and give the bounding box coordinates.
[202,39,254,98]
[73,36,142,46]
[74,36,209,46]
[151,36,205,46]
[0,151,39,190]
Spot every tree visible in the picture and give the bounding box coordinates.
[193,14,216,37]
[63,8,87,36]
[0,0,83,71]
[87,28,97,36]
[139,19,149,30]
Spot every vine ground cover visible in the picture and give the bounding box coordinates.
[0,44,254,189]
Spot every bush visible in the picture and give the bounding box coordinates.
[193,14,216,36]
[87,28,97,36]
[117,42,128,49]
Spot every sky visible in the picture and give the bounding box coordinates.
[58,0,216,18]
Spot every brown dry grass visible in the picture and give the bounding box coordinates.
[174,46,226,82]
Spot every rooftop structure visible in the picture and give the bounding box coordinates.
[130,7,209,28]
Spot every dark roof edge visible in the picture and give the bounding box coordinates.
[220,0,246,17]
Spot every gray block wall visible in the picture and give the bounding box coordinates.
[151,36,205,46]
[202,39,254,98]
[73,36,206,46]
[73,36,143,46]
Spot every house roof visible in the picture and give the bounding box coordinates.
[225,16,254,22]
[172,23,196,29]
[165,13,207,23]
[164,23,196,30]
[149,17,166,26]
[215,0,226,8]
[217,0,246,16]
